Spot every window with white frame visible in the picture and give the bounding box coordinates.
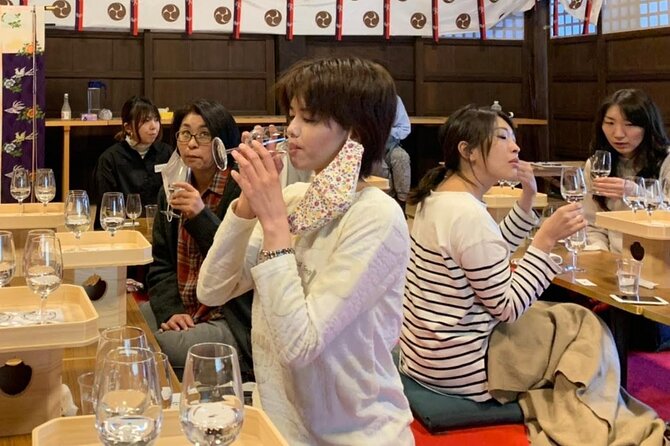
[442,12,525,40]
[551,0,597,38]
[602,0,669,33]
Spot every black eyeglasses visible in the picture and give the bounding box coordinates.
[175,130,213,144]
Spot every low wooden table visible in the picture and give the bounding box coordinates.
[0,295,178,446]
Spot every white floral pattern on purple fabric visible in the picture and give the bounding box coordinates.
[288,138,363,235]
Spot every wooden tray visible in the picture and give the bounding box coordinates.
[32,407,289,445]
[58,230,153,268]
[0,285,98,353]
[0,202,64,229]
[595,210,670,240]
[483,186,548,208]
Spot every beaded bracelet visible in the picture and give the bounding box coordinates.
[257,247,295,264]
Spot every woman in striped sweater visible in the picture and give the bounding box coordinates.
[399,105,586,402]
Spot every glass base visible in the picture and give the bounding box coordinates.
[0,312,11,323]
[562,265,585,273]
[22,309,57,323]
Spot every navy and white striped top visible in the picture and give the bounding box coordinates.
[400,191,562,402]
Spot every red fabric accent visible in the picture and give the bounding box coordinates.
[553,0,559,37]
[583,0,593,34]
[186,0,193,35]
[233,0,241,39]
[477,0,486,40]
[76,0,83,31]
[411,420,529,446]
[20,0,28,5]
[432,0,438,42]
[383,0,390,40]
[336,0,343,41]
[286,0,294,40]
[131,0,138,36]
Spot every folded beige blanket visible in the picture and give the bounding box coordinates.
[488,301,667,446]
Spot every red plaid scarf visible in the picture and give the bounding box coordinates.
[177,168,229,320]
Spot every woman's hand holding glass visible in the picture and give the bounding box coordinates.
[531,203,586,254]
[167,182,204,221]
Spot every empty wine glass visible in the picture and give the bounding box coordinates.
[100,192,126,237]
[661,178,670,210]
[622,176,645,213]
[165,167,192,221]
[64,190,91,240]
[34,168,56,212]
[154,351,174,409]
[0,232,16,323]
[10,166,31,213]
[23,234,62,324]
[563,228,586,273]
[213,125,288,172]
[560,166,587,203]
[95,347,163,446]
[590,150,612,181]
[180,343,245,446]
[126,193,142,228]
[641,178,663,220]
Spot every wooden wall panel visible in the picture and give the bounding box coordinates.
[552,120,593,159]
[422,42,522,78]
[152,79,268,113]
[551,81,599,119]
[550,39,597,78]
[420,82,523,115]
[607,36,670,75]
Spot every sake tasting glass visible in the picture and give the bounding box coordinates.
[154,351,174,409]
[100,192,125,236]
[34,168,56,211]
[590,150,612,181]
[95,347,163,446]
[0,232,16,323]
[661,178,670,210]
[180,343,245,446]
[562,227,586,273]
[213,125,287,171]
[560,166,587,203]
[641,178,663,219]
[10,166,31,213]
[64,190,91,240]
[622,177,645,213]
[125,193,142,228]
[23,234,62,324]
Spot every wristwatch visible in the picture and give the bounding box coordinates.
[257,247,295,264]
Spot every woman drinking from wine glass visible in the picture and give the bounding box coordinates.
[399,104,666,444]
[197,57,414,445]
[140,99,253,381]
[584,88,670,253]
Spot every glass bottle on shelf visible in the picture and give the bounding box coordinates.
[61,93,71,120]
[491,100,502,112]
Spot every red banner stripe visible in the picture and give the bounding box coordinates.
[287,0,294,40]
[583,0,593,34]
[553,0,559,37]
[186,0,192,35]
[76,0,83,31]
[233,0,241,39]
[336,0,343,41]
[384,0,390,40]
[131,0,138,36]
[432,0,438,42]
[478,0,486,40]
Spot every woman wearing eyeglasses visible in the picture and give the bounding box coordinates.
[92,96,173,228]
[140,99,254,381]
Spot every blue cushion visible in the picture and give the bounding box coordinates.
[394,349,524,433]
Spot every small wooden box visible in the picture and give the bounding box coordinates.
[0,202,65,230]
[484,186,548,222]
[0,285,98,436]
[596,210,670,287]
[58,230,153,328]
[32,407,289,445]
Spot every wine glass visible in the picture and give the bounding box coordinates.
[10,166,31,213]
[95,347,163,446]
[180,343,245,446]
[34,168,56,212]
[154,351,174,409]
[661,178,670,210]
[590,150,612,181]
[0,232,16,323]
[563,227,586,273]
[23,234,62,324]
[622,177,645,213]
[560,166,587,203]
[100,192,126,237]
[213,125,288,172]
[641,178,663,219]
[126,193,142,228]
[64,190,91,240]
[165,167,192,221]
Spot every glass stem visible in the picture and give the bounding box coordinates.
[39,296,46,324]
[571,250,576,271]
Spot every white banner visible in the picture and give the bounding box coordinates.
[341,0,384,36]
[191,0,235,33]
[239,0,286,36]
[560,0,603,27]
[137,0,185,32]
[81,0,131,31]
[27,0,76,29]
[389,0,431,37]
[484,0,532,29]
[293,0,335,36]
[437,0,478,36]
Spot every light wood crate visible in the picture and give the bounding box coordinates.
[596,210,670,287]
[0,202,64,230]
[0,285,98,436]
[32,407,289,445]
[484,186,548,222]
